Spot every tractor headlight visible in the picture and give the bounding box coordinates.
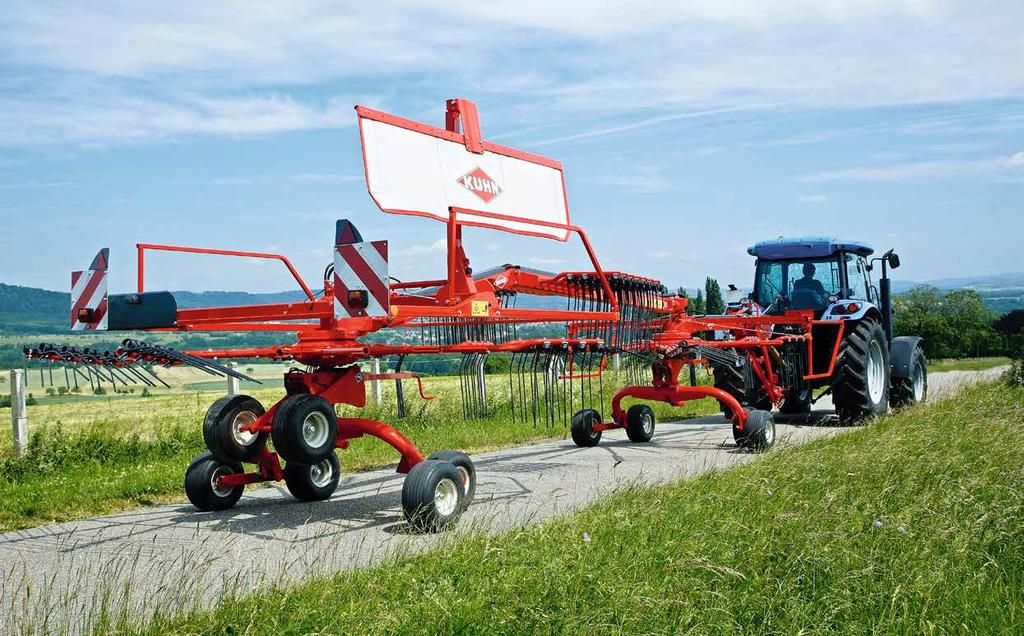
[831,302,862,315]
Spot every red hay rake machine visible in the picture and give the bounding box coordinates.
[24,98,928,531]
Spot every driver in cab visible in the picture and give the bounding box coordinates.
[791,262,827,306]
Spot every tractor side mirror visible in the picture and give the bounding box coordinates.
[886,252,901,269]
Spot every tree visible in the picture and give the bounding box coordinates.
[691,290,706,315]
[705,277,724,315]
[893,286,1001,359]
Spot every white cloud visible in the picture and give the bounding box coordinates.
[801,153,1024,182]
[0,181,75,190]
[529,257,567,265]
[798,194,829,204]
[593,165,673,193]
[1,1,1023,148]
[288,173,362,182]
[401,238,448,256]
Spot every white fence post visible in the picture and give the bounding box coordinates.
[227,362,240,396]
[10,369,28,457]
[371,358,382,406]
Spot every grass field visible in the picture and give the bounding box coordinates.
[132,382,1024,634]
[929,356,1011,373]
[0,366,715,532]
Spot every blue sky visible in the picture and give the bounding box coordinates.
[1,1,1022,294]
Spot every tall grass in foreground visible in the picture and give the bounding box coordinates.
[137,383,1024,634]
[0,372,713,532]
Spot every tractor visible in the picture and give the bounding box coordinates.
[709,237,928,424]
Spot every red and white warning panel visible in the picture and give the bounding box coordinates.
[356,100,572,241]
[70,248,109,331]
[334,240,390,318]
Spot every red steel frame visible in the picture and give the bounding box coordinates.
[89,98,854,491]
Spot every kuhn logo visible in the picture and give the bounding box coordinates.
[457,167,503,203]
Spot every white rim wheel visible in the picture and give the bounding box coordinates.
[310,458,334,488]
[642,411,654,435]
[867,339,886,403]
[302,411,330,448]
[210,466,233,497]
[434,478,459,517]
[764,417,775,445]
[912,360,926,402]
[231,410,258,446]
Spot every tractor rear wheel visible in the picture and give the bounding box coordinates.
[891,347,928,408]
[711,357,771,416]
[832,318,890,424]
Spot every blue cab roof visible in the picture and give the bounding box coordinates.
[747,236,874,260]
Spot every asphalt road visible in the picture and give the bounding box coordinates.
[0,367,1004,632]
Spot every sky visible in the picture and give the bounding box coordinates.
[0,0,1022,295]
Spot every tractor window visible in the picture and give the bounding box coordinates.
[755,258,842,310]
[844,254,870,300]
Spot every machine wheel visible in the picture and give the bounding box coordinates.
[891,347,928,408]
[283,451,341,502]
[271,394,339,464]
[203,394,268,463]
[570,409,602,447]
[402,459,465,532]
[780,388,812,415]
[733,409,775,452]
[833,319,891,424]
[427,450,476,507]
[625,404,656,443]
[711,357,771,416]
[185,452,244,511]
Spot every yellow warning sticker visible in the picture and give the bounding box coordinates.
[471,301,490,317]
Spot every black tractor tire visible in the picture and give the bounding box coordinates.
[402,459,465,532]
[427,450,477,508]
[271,394,339,464]
[711,358,771,416]
[733,409,775,452]
[283,451,341,502]
[780,388,812,415]
[625,404,656,443]
[570,409,603,447]
[203,394,268,463]
[832,318,891,425]
[185,452,245,511]
[891,347,928,408]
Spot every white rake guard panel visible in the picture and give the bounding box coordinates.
[334,240,390,318]
[357,107,571,241]
[70,248,109,331]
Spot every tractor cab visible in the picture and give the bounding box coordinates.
[748,237,877,318]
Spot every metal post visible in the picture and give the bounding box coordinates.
[613,353,621,372]
[227,362,240,396]
[10,370,28,457]
[371,358,382,406]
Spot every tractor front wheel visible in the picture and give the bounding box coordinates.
[832,318,890,424]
